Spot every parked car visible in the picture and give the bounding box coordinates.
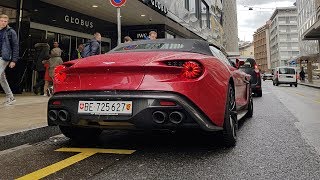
[48,39,253,147]
[262,73,273,81]
[238,58,262,97]
[272,66,297,87]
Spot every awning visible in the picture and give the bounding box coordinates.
[303,19,320,40]
[296,54,320,63]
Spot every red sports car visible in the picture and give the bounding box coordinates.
[48,39,252,147]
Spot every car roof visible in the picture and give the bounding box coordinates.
[109,39,219,56]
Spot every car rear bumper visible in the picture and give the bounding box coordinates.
[47,91,223,132]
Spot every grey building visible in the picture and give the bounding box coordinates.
[269,7,300,68]
[222,0,239,52]
[296,0,318,56]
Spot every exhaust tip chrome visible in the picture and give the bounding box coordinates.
[48,110,58,121]
[152,111,167,124]
[58,110,69,122]
[169,111,185,124]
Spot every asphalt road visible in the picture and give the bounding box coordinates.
[1,81,320,180]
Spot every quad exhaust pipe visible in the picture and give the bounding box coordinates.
[169,111,185,124]
[152,111,167,124]
[58,110,69,122]
[48,110,58,121]
[48,110,69,121]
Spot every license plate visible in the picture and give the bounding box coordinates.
[78,101,132,115]
[286,76,293,78]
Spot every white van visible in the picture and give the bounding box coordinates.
[273,66,298,87]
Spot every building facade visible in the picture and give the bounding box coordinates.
[0,0,235,93]
[239,42,254,58]
[297,0,320,82]
[269,7,300,68]
[253,22,271,72]
[296,0,318,56]
[222,0,239,52]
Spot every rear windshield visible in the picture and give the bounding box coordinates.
[113,43,185,51]
[279,68,295,74]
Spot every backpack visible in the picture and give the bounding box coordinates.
[82,41,92,58]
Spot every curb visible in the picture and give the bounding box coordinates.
[298,83,320,89]
[0,126,60,151]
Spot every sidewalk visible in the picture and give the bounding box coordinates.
[298,79,320,89]
[0,94,60,150]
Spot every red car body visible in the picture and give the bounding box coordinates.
[48,39,252,146]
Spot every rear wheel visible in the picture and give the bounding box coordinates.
[245,93,253,118]
[295,83,298,87]
[290,84,293,87]
[59,126,102,142]
[222,84,238,147]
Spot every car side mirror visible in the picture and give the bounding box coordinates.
[236,59,244,68]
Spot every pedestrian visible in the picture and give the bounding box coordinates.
[49,43,63,81]
[42,55,51,96]
[0,14,19,105]
[148,31,157,40]
[82,32,102,58]
[299,68,305,81]
[71,43,84,60]
[33,39,50,95]
[123,36,132,43]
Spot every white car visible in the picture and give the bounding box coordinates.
[273,66,298,87]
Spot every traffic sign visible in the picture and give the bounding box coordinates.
[110,0,126,7]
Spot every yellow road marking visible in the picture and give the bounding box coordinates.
[16,148,136,180]
[56,148,136,154]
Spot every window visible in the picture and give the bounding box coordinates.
[201,0,210,29]
[190,0,196,13]
[185,0,189,10]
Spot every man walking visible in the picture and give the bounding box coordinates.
[82,32,101,58]
[0,14,19,105]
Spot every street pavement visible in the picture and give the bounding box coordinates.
[0,81,320,179]
[0,94,59,150]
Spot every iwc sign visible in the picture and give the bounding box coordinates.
[64,15,94,29]
[143,0,168,15]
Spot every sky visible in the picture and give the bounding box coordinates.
[237,0,296,42]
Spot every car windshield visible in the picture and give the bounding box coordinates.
[279,68,295,74]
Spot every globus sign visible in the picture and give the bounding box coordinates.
[110,0,127,7]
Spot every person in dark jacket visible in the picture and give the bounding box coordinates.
[32,39,50,95]
[82,32,101,58]
[71,43,84,60]
[0,14,19,105]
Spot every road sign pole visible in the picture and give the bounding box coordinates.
[117,7,121,45]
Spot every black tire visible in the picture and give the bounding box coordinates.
[276,83,279,86]
[295,84,298,87]
[273,81,275,86]
[222,84,238,147]
[256,90,262,97]
[59,126,102,142]
[245,93,253,118]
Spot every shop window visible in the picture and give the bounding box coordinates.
[59,34,71,61]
